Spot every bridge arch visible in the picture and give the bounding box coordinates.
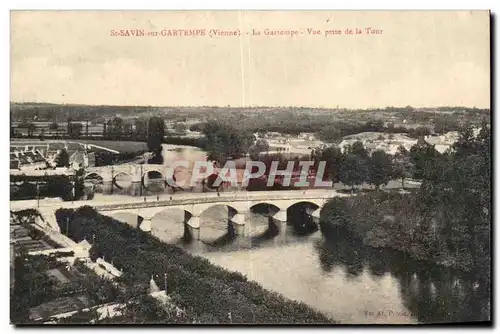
[112,171,133,192]
[249,202,281,216]
[286,200,321,214]
[149,207,193,244]
[113,171,133,180]
[198,203,240,218]
[142,170,167,194]
[246,202,282,237]
[83,172,104,181]
[102,211,144,229]
[198,204,240,243]
[142,168,166,179]
[286,201,321,234]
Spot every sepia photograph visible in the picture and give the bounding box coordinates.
[9,10,491,325]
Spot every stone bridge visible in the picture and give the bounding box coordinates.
[15,190,349,243]
[84,165,175,195]
[93,190,349,241]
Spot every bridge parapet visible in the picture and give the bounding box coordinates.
[85,164,171,182]
[11,189,348,242]
[93,190,337,213]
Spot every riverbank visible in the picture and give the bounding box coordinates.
[54,206,335,324]
[319,192,490,281]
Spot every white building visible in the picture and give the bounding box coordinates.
[338,132,417,155]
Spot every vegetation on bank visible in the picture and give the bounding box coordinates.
[319,123,491,278]
[10,172,86,201]
[53,206,334,324]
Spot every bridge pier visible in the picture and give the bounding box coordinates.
[143,173,150,188]
[309,208,321,225]
[102,180,113,195]
[131,181,142,196]
[271,209,288,241]
[229,212,246,237]
[184,216,200,241]
[139,218,152,232]
[273,209,287,224]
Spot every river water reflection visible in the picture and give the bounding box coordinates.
[183,225,490,324]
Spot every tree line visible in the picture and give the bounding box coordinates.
[319,121,491,279]
[311,139,422,192]
[10,172,86,201]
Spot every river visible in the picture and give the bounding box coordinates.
[166,214,490,325]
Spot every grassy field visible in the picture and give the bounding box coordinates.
[10,139,148,154]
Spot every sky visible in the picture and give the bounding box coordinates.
[10,11,490,109]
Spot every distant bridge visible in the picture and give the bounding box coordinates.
[84,164,179,195]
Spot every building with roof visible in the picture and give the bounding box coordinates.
[338,132,417,155]
[10,147,48,170]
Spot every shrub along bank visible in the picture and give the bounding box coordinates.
[55,206,334,324]
[320,123,490,280]
[319,191,489,279]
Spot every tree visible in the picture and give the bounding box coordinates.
[147,117,165,164]
[55,149,70,168]
[409,139,439,179]
[339,153,368,192]
[173,122,188,134]
[17,122,35,137]
[368,150,393,190]
[434,117,460,135]
[67,118,72,136]
[123,123,133,139]
[434,117,447,135]
[108,117,124,140]
[254,139,270,152]
[68,122,83,138]
[413,126,431,138]
[476,118,491,155]
[392,146,413,189]
[365,119,384,132]
[316,127,341,142]
[201,121,253,164]
[347,141,369,159]
[249,139,270,160]
[134,118,148,141]
[316,146,343,185]
[415,123,491,276]
[453,124,477,157]
[28,123,36,137]
[38,128,45,141]
[49,122,58,132]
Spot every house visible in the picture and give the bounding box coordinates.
[11,148,48,170]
